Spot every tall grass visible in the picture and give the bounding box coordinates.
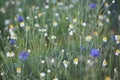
[0,0,120,80]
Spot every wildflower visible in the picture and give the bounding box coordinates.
[52,21,58,27]
[35,23,40,27]
[9,39,16,45]
[16,67,21,73]
[115,49,120,56]
[51,35,56,40]
[20,22,25,27]
[7,51,15,58]
[1,72,4,76]
[25,26,30,31]
[112,0,115,3]
[102,59,107,67]
[89,3,97,9]
[82,22,86,26]
[17,16,24,22]
[104,76,111,80]
[41,60,45,64]
[53,77,59,80]
[103,36,107,42]
[63,60,69,68]
[69,31,74,36]
[19,50,30,61]
[94,31,98,36]
[40,72,46,78]
[114,35,120,44]
[47,69,51,73]
[90,48,100,58]
[51,58,55,63]
[85,35,92,42]
[114,68,117,74]
[104,2,109,8]
[86,60,94,66]
[73,58,79,65]
[9,24,14,29]
[69,23,74,29]
[73,18,77,23]
[38,12,42,17]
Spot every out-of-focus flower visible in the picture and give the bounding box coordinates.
[85,35,92,42]
[9,24,14,29]
[63,60,69,68]
[19,50,30,61]
[52,21,58,27]
[86,60,94,66]
[25,26,30,31]
[40,72,46,78]
[4,19,10,26]
[51,35,56,40]
[112,0,115,3]
[51,58,55,63]
[115,49,120,56]
[103,36,107,42]
[9,39,16,45]
[94,31,98,36]
[7,51,15,58]
[97,21,103,26]
[89,3,97,9]
[73,18,77,23]
[20,22,25,27]
[53,77,59,80]
[114,35,120,44]
[16,67,21,73]
[47,69,51,73]
[41,60,45,64]
[73,58,79,65]
[104,76,111,80]
[102,59,107,67]
[90,48,100,58]
[104,2,109,8]
[17,16,24,22]
[9,29,17,39]
[82,22,86,26]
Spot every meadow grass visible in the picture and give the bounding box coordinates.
[0,0,120,80]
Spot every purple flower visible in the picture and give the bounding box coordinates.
[18,16,24,22]
[10,39,16,45]
[90,48,100,58]
[89,3,97,9]
[19,51,29,61]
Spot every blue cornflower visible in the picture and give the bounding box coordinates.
[10,39,16,45]
[90,48,100,58]
[89,3,97,9]
[18,16,24,22]
[19,51,29,61]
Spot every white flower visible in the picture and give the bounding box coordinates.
[102,59,107,67]
[7,51,15,58]
[40,72,46,78]
[63,60,69,68]
[53,77,59,80]
[86,60,94,66]
[51,58,55,63]
[103,37,107,42]
[73,58,79,65]
[85,35,92,42]
[47,69,51,73]
[51,35,56,40]
[115,50,120,56]
[82,22,86,26]
[20,22,25,27]
[41,60,45,64]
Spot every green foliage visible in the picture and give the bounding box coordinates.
[0,0,120,80]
